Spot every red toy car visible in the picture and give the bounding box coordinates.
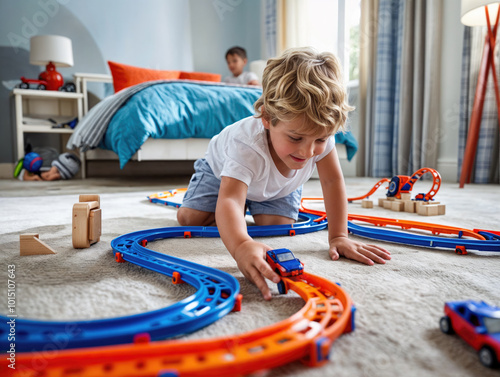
[18,77,76,92]
[19,76,48,90]
[440,300,500,368]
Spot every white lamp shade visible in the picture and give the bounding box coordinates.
[461,0,500,26]
[30,35,74,67]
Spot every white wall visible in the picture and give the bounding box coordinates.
[438,0,465,181]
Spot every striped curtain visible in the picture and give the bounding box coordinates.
[358,0,443,177]
[458,27,500,183]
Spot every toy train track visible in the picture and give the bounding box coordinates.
[301,199,500,253]
[7,272,354,377]
[0,211,328,353]
[347,178,391,202]
[1,210,356,376]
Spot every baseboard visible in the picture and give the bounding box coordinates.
[436,158,458,183]
[0,163,14,179]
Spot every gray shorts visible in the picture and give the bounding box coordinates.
[181,158,302,220]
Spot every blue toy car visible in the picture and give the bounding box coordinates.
[266,248,304,277]
[440,300,500,368]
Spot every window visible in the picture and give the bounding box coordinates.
[304,0,360,83]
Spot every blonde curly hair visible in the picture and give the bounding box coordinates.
[254,47,353,135]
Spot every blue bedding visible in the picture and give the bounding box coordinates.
[101,82,262,168]
[99,81,358,168]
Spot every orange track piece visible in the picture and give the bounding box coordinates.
[300,197,486,241]
[147,188,187,201]
[347,178,391,202]
[347,214,486,240]
[6,272,353,377]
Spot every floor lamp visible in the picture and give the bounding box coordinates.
[459,0,500,188]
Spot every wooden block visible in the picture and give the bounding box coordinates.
[20,234,56,255]
[437,204,446,215]
[404,201,416,213]
[418,204,440,216]
[89,208,102,243]
[414,201,426,212]
[400,193,412,201]
[80,194,100,206]
[383,200,393,209]
[378,198,386,207]
[387,197,395,201]
[391,201,405,212]
[73,195,101,248]
[361,199,373,208]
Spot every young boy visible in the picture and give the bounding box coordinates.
[178,48,391,300]
[223,46,259,86]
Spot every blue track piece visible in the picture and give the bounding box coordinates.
[348,221,500,252]
[0,234,240,353]
[0,211,327,353]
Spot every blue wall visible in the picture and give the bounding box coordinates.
[0,0,262,164]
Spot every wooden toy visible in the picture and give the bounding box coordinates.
[20,234,56,255]
[72,194,101,248]
[361,199,373,208]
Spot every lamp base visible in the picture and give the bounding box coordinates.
[38,61,63,91]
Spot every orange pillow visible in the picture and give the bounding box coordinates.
[179,71,221,83]
[108,61,181,92]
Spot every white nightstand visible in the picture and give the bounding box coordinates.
[11,88,83,161]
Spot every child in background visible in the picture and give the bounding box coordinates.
[223,46,259,86]
[178,48,391,300]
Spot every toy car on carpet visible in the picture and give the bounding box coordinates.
[440,300,500,368]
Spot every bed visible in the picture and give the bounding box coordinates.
[69,70,358,179]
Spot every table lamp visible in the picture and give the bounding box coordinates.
[459,1,500,187]
[30,35,74,91]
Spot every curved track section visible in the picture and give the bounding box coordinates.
[1,211,327,354]
[2,212,354,377]
[347,178,390,202]
[0,234,241,353]
[7,272,354,377]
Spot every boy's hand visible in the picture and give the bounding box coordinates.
[233,240,281,300]
[329,236,391,265]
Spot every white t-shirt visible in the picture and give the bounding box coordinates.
[205,116,335,202]
[223,71,259,85]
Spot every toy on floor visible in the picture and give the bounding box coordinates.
[14,152,81,181]
[72,194,101,248]
[19,233,56,255]
[14,152,43,180]
[300,197,500,254]
[2,210,356,377]
[266,248,304,277]
[440,300,500,368]
[348,168,446,216]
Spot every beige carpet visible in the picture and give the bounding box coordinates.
[0,177,499,377]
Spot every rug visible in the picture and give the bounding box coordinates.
[0,177,499,377]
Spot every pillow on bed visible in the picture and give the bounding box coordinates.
[179,71,221,82]
[108,61,181,92]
